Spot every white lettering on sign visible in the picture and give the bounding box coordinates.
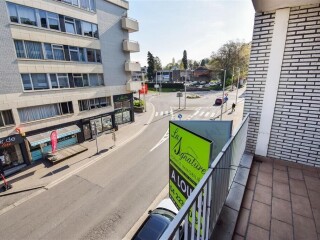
[0,136,16,145]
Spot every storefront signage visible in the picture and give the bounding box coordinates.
[0,134,23,148]
[50,131,58,153]
[113,93,132,103]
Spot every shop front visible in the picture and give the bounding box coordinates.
[26,125,81,161]
[81,113,113,141]
[113,93,134,126]
[0,134,29,175]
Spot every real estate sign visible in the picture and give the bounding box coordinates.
[169,122,211,209]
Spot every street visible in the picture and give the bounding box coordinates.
[0,88,245,240]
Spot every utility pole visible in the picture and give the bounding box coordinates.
[184,69,187,109]
[220,69,226,120]
[236,67,240,104]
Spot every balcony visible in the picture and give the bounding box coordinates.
[122,17,139,33]
[125,61,141,72]
[123,40,140,52]
[126,80,142,92]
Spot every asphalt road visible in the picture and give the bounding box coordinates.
[0,89,244,240]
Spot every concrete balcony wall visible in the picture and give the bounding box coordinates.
[123,40,140,52]
[121,17,139,32]
[125,61,141,72]
[126,81,142,92]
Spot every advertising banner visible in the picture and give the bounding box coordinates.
[50,130,58,153]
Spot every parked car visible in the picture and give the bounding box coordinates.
[132,198,182,240]
[200,81,206,85]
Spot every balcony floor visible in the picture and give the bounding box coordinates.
[234,157,320,240]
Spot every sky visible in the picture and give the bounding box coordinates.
[128,0,255,67]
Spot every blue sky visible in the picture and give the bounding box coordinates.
[128,0,255,67]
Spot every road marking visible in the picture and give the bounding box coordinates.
[164,111,168,115]
[205,112,210,117]
[160,111,163,116]
[155,112,158,117]
[194,110,200,116]
[210,112,215,118]
[150,129,169,152]
[199,112,205,117]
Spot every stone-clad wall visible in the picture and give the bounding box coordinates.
[243,12,275,154]
[268,4,320,166]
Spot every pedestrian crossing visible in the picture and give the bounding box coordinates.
[154,107,216,120]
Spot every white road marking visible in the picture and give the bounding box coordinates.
[150,129,169,152]
[164,111,168,115]
[210,112,215,118]
[160,111,163,116]
[155,112,158,117]
[205,112,210,117]
[199,112,205,117]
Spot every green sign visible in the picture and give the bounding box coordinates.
[169,122,211,209]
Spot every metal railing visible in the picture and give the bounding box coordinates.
[160,114,250,240]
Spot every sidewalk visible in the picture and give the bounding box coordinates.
[0,92,245,216]
[0,103,155,214]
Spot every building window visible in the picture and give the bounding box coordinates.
[14,40,26,58]
[52,45,65,60]
[0,110,15,127]
[18,5,37,26]
[57,74,70,88]
[82,21,93,37]
[30,74,49,90]
[21,74,33,91]
[7,2,18,23]
[79,97,111,112]
[44,43,54,59]
[24,41,43,59]
[39,11,60,30]
[79,48,86,62]
[18,102,73,123]
[65,17,76,34]
[86,49,95,62]
[69,47,80,61]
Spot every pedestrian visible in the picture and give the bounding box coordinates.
[232,103,236,112]
[0,163,11,191]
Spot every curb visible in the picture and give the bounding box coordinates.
[0,103,155,216]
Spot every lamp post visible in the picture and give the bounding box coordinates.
[184,69,187,109]
[220,69,226,120]
[236,67,240,104]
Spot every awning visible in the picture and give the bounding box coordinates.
[26,125,81,147]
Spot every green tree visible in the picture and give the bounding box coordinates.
[200,58,209,66]
[182,50,188,70]
[147,51,155,80]
[154,56,162,71]
[208,40,251,86]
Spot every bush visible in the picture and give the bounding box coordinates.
[133,100,144,107]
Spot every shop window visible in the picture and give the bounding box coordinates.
[14,40,26,58]
[0,145,24,171]
[102,116,112,131]
[0,110,15,127]
[25,41,43,59]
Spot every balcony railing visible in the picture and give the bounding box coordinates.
[160,114,250,240]
[125,61,141,72]
[123,40,140,52]
[122,17,139,32]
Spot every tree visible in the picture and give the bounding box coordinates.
[200,58,209,66]
[154,56,162,71]
[147,51,155,80]
[208,40,251,85]
[182,50,188,70]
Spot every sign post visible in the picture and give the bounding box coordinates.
[112,129,116,148]
[92,122,99,154]
[176,91,183,109]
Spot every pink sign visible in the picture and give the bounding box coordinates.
[50,130,58,153]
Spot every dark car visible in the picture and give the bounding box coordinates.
[215,97,223,105]
[132,199,181,240]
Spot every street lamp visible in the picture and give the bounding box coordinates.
[235,67,240,104]
[184,69,187,109]
[220,69,226,120]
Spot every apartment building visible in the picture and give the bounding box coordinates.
[0,0,140,174]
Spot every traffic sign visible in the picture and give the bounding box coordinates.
[178,114,182,119]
